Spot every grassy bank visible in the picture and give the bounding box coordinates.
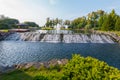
[41,27,54,30]
[0,30,9,32]
[0,54,120,80]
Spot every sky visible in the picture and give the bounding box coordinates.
[0,0,120,26]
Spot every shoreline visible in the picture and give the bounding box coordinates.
[0,59,68,74]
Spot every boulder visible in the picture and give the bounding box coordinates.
[14,59,68,69]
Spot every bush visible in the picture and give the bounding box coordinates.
[33,76,48,80]
[63,54,120,80]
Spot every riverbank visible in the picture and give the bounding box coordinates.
[0,54,120,80]
[0,59,68,73]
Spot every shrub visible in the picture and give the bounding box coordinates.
[63,54,120,80]
[33,76,48,80]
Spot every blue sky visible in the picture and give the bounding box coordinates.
[0,0,120,26]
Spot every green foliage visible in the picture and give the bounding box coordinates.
[64,54,120,80]
[45,17,71,29]
[101,15,111,31]
[1,54,120,80]
[71,17,86,29]
[41,27,54,30]
[115,17,120,31]
[0,18,19,29]
[0,23,10,29]
[0,29,9,32]
[98,14,106,29]
[1,9,120,31]
[99,9,119,31]
[45,18,63,28]
[70,10,105,30]
[33,76,48,80]
[24,22,39,27]
[84,24,91,33]
[70,9,120,31]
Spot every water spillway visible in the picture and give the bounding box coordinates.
[1,31,120,69]
[4,32,115,43]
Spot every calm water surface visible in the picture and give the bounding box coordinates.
[0,41,120,69]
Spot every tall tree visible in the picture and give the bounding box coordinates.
[109,9,117,30]
[115,17,120,31]
[45,17,50,27]
[98,14,106,28]
[97,10,105,17]
[100,9,119,31]
[101,15,113,31]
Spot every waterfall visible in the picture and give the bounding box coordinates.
[4,32,115,43]
[4,33,21,41]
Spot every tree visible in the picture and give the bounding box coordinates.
[88,11,100,29]
[0,18,19,29]
[101,15,112,31]
[64,20,71,25]
[45,18,63,28]
[71,17,86,29]
[109,9,118,30]
[97,10,105,17]
[0,23,10,29]
[101,10,119,31]
[115,17,120,31]
[54,18,59,25]
[24,22,39,27]
[98,14,107,28]
[45,17,50,27]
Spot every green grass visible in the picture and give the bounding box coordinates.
[0,29,9,32]
[41,27,54,30]
[0,54,120,80]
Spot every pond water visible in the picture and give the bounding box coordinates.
[0,41,120,69]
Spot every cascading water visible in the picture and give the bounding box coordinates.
[4,32,115,43]
[4,33,21,41]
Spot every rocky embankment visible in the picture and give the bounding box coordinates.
[0,32,13,41]
[96,31,120,43]
[0,59,68,74]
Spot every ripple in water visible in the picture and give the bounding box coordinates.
[0,41,120,69]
